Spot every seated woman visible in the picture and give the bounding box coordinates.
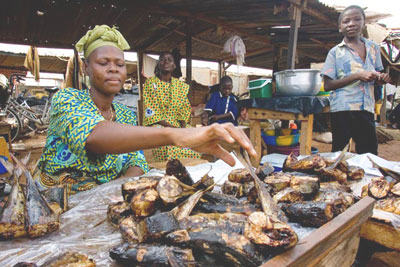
[202,76,238,126]
[142,52,200,162]
[35,25,254,195]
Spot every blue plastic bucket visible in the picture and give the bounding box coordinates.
[0,155,8,174]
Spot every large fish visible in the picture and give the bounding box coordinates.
[272,187,303,203]
[166,159,194,186]
[171,184,213,221]
[314,188,351,216]
[234,150,298,249]
[157,175,195,205]
[107,201,132,227]
[289,174,320,199]
[264,173,291,191]
[41,185,68,213]
[119,216,140,243]
[0,174,27,240]
[316,144,349,184]
[131,188,160,217]
[136,185,212,242]
[222,180,254,198]
[195,202,259,216]
[11,152,60,238]
[282,153,326,174]
[25,169,60,238]
[122,177,160,202]
[110,242,195,267]
[361,177,393,199]
[279,201,335,227]
[179,212,248,234]
[167,228,264,267]
[40,252,95,267]
[202,192,241,205]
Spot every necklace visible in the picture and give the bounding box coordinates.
[95,104,115,122]
[89,89,115,121]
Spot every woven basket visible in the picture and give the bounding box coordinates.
[188,90,209,106]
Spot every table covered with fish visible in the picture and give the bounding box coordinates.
[2,150,393,266]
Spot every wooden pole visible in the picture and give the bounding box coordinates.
[218,61,224,82]
[380,66,390,125]
[186,20,193,86]
[137,51,144,126]
[286,2,303,69]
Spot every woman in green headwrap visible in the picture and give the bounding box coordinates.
[35,25,255,195]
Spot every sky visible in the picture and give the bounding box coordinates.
[320,0,400,28]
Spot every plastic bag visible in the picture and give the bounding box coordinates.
[223,35,246,66]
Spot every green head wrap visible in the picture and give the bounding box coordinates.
[75,25,130,58]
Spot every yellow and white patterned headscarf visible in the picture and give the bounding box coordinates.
[75,25,130,58]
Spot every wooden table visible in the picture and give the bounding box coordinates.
[248,107,329,166]
[0,122,12,153]
[360,217,400,252]
[264,197,375,267]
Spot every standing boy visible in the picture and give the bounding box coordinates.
[321,5,391,155]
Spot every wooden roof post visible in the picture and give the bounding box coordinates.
[137,50,144,126]
[286,0,304,69]
[380,65,390,125]
[186,19,193,86]
[218,61,225,82]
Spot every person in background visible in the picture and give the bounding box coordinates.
[202,76,238,126]
[36,25,255,195]
[142,52,201,162]
[321,5,391,155]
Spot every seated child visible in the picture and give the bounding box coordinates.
[202,76,238,126]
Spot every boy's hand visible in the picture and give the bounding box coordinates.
[357,71,379,82]
[377,73,391,85]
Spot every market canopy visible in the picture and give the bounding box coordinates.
[1,0,342,69]
[0,51,137,76]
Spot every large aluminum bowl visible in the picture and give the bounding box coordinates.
[274,69,322,96]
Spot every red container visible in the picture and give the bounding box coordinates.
[266,144,300,156]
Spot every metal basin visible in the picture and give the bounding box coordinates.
[274,69,322,96]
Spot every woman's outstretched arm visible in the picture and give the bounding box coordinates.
[86,122,255,166]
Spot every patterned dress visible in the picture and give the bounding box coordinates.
[36,88,149,195]
[142,76,200,162]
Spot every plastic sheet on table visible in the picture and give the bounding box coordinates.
[0,157,332,266]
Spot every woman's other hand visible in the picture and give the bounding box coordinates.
[170,123,256,166]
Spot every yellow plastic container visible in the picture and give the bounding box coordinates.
[276,134,300,146]
[280,129,292,136]
[264,129,276,136]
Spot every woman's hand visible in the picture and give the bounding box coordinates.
[170,123,256,166]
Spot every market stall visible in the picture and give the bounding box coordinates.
[0,153,383,266]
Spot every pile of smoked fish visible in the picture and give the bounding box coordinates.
[108,155,361,266]
[361,157,400,215]
[0,155,64,240]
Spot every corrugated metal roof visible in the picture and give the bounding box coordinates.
[0,0,342,70]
